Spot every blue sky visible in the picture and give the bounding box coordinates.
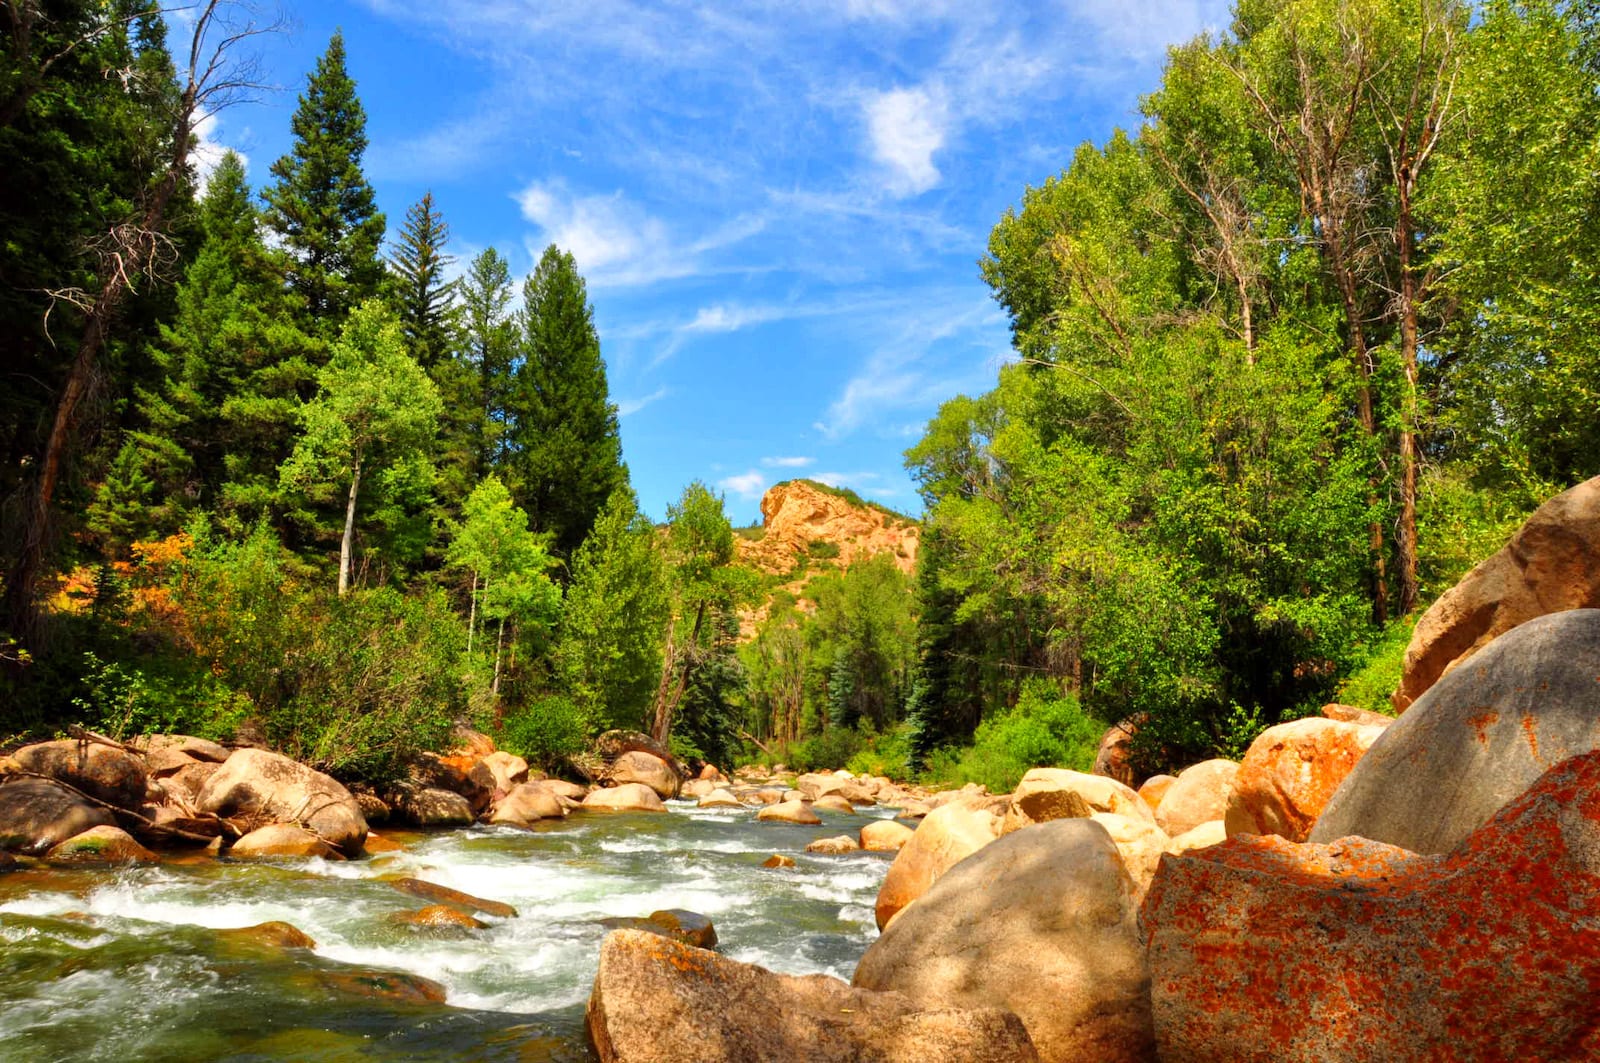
[196,0,1228,525]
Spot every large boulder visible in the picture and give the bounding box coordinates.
[12,740,149,808]
[855,818,1153,1062]
[1092,717,1141,788]
[136,734,230,775]
[1153,760,1239,838]
[1089,812,1171,904]
[1001,768,1151,834]
[480,751,530,793]
[1394,474,1600,712]
[609,751,680,800]
[794,772,846,802]
[874,799,1003,930]
[46,824,156,864]
[582,783,667,813]
[195,748,367,856]
[1143,749,1600,1062]
[860,819,915,852]
[0,777,115,854]
[756,800,821,825]
[587,929,1039,1063]
[1310,609,1600,853]
[393,786,475,828]
[409,753,495,816]
[1224,717,1386,842]
[489,782,567,827]
[1137,775,1175,812]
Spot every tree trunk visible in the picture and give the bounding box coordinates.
[338,453,362,596]
[492,617,505,697]
[466,572,478,655]
[1396,182,1422,616]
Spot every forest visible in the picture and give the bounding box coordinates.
[2,0,1598,790]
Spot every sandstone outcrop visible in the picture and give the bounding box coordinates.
[0,776,115,854]
[1143,749,1600,1062]
[855,818,1153,1062]
[1393,473,1600,712]
[195,748,367,856]
[1153,759,1238,838]
[587,929,1038,1063]
[735,480,920,577]
[1310,609,1600,853]
[1224,717,1386,841]
[875,799,1003,929]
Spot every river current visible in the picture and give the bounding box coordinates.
[0,799,897,1061]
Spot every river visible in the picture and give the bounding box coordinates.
[0,799,896,1061]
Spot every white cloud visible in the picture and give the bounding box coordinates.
[864,87,948,197]
[762,456,814,469]
[616,386,670,417]
[719,469,768,500]
[189,112,246,190]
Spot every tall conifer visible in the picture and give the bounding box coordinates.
[388,192,457,368]
[262,31,385,335]
[507,245,626,558]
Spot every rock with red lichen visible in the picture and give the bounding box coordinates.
[1224,717,1386,842]
[1142,748,1600,1062]
[1310,608,1600,853]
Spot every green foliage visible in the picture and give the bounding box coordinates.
[783,727,866,774]
[1335,619,1415,717]
[845,724,913,778]
[805,539,841,560]
[922,684,1103,793]
[447,476,560,630]
[70,651,248,743]
[499,694,589,770]
[387,192,458,369]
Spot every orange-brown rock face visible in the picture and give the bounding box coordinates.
[736,480,920,577]
[1142,749,1600,1062]
[1223,717,1387,842]
[1394,473,1600,712]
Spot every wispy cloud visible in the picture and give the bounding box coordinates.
[617,386,671,417]
[718,469,768,500]
[762,455,814,469]
[865,86,948,197]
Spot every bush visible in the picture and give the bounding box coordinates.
[1335,617,1413,716]
[922,683,1102,793]
[500,694,589,770]
[845,724,913,779]
[71,651,248,742]
[805,539,841,560]
[784,726,865,773]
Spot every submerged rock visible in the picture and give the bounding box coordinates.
[389,905,487,931]
[599,909,718,950]
[46,825,156,864]
[762,854,795,869]
[0,776,115,855]
[1143,749,1600,1062]
[855,818,1153,1063]
[390,877,517,918]
[582,783,667,813]
[230,823,341,861]
[217,921,317,950]
[875,799,1002,930]
[13,740,149,809]
[311,968,448,1005]
[195,748,367,856]
[587,929,1039,1063]
[805,835,860,854]
[1311,609,1600,854]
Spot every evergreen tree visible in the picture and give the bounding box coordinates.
[261,31,386,335]
[387,191,458,369]
[459,247,517,476]
[507,244,626,558]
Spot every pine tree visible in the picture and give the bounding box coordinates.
[261,31,385,336]
[507,244,626,558]
[459,247,517,476]
[387,192,458,369]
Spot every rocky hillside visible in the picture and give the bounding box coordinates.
[735,479,919,577]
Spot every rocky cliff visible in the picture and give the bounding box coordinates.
[736,479,919,577]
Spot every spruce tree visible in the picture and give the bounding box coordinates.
[388,192,458,369]
[459,247,517,476]
[507,244,626,558]
[262,31,385,336]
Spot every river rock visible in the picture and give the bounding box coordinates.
[416,753,496,815]
[218,921,317,950]
[230,823,341,860]
[449,726,497,758]
[1137,775,1175,811]
[539,779,589,802]
[313,968,448,1005]
[587,929,1040,1063]
[361,832,404,854]
[1320,702,1393,726]
[806,835,861,854]
[1394,474,1600,712]
[679,778,715,799]
[813,794,856,814]
[600,909,718,950]
[480,751,530,793]
[489,782,567,827]
[1154,759,1239,837]
[756,799,820,825]
[697,788,742,809]
[137,734,230,775]
[860,820,914,852]
[390,904,487,931]
[46,824,156,864]
[159,760,222,802]
[0,776,116,854]
[1001,768,1150,834]
[752,787,787,805]
[195,748,367,856]
[1089,812,1170,903]
[875,799,1002,930]
[763,853,795,868]
[1092,717,1141,787]
[1310,609,1600,853]
[855,818,1152,1062]
[1224,717,1386,841]
[352,790,390,825]
[391,877,517,918]
[1144,748,1600,1062]
[582,783,667,813]
[609,751,680,800]
[12,740,149,808]
[1167,820,1226,852]
[795,772,846,801]
[698,764,726,782]
[393,785,475,828]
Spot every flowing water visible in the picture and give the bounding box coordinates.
[0,800,896,1062]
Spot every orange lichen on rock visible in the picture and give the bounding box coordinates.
[1142,749,1600,1062]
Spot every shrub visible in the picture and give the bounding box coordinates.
[922,683,1102,793]
[845,723,913,779]
[500,694,589,770]
[1335,617,1414,716]
[805,539,841,560]
[785,727,865,773]
[71,651,248,742]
